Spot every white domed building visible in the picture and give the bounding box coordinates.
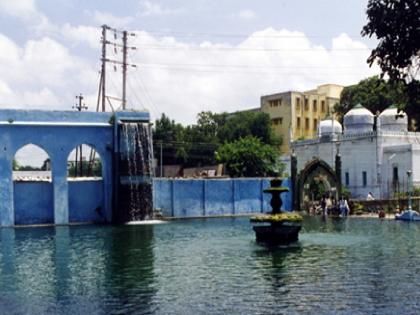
[343,104,375,134]
[318,118,342,139]
[292,104,420,200]
[378,105,408,132]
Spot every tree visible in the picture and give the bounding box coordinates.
[334,76,408,119]
[362,0,420,128]
[215,136,280,177]
[362,0,419,82]
[153,114,186,165]
[217,111,280,145]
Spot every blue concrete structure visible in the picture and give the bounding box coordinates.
[153,178,292,218]
[0,109,149,226]
[0,109,293,225]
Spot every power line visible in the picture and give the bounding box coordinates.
[133,30,364,40]
[131,44,373,52]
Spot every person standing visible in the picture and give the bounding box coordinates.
[339,197,349,217]
[321,196,328,216]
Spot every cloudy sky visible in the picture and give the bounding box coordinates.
[0,0,380,128]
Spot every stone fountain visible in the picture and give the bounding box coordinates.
[251,178,302,245]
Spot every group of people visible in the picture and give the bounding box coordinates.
[318,195,350,217]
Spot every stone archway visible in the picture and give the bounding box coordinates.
[297,159,339,211]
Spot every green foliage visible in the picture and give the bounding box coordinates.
[153,110,281,169]
[352,202,365,215]
[362,1,420,130]
[217,111,280,146]
[362,0,419,83]
[250,212,303,223]
[12,159,19,171]
[341,186,352,200]
[68,159,102,177]
[334,76,409,119]
[215,136,280,177]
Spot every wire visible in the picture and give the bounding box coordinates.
[133,44,372,52]
[133,30,364,40]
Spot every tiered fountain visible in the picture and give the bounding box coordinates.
[251,178,302,245]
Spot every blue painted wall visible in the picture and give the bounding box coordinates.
[0,109,150,226]
[14,182,54,225]
[153,178,292,218]
[10,177,292,224]
[69,180,104,223]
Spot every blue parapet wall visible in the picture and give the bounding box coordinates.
[0,109,150,226]
[153,178,292,218]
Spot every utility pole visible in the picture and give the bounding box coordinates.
[73,94,88,177]
[101,25,107,112]
[122,30,128,110]
[97,25,136,112]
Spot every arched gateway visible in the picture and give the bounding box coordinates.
[295,158,341,211]
[0,109,151,226]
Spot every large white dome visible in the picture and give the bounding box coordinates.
[379,105,408,132]
[343,104,374,134]
[319,118,342,137]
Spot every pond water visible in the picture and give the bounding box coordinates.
[1,216,420,315]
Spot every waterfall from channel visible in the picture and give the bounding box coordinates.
[119,122,154,222]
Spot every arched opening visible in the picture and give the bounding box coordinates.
[13,144,53,224]
[67,144,105,223]
[298,159,338,212]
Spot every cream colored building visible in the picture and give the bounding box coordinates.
[261,84,344,154]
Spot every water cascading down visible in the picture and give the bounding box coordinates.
[116,122,154,222]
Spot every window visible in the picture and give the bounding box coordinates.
[313,100,317,112]
[304,98,309,111]
[277,99,282,106]
[305,118,310,130]
[296,97,301,111]
[362,171,367,187]
[393,166,399,183]
[272,118,283,125]
[297,117,301,128]
[313,119,318,131]
[345,172,349,186]
[321,100,326,112]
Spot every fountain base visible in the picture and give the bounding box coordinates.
[253,222,301,245]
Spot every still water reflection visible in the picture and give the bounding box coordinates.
[1,217,420,314]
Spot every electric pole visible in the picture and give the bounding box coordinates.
[122,30,128,110]
[97,25,136,112]
[101,25,107,112]
[73,94,88,177]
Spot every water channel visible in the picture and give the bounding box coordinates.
[1,216,419,314]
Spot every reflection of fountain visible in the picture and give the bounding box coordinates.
[116,121,154,223]
[251,178,302,245]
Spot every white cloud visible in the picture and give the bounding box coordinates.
[0,32,98,110]
[139,1,183,16]
[124,28,379,124]
[238,9,256,19]
[0,0,37,19]
[0,25,380,126]
[61,23,101,49]
[92,11,133,28]
[0,0,53,33]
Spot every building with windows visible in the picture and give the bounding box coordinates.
[261,84,344,154]
[291,104,420,200]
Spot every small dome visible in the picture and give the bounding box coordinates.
[379,105,408,132]
[343,104,374,134]
[319,119,342,136]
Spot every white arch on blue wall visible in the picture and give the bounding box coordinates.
[12,143,54,225]
[0,124,114,226]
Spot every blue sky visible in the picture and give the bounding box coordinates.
[0,0,380,129]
